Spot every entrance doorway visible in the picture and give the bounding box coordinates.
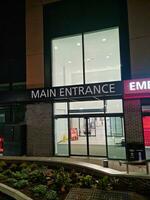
[54,100,126,159]
[70,117,106,156]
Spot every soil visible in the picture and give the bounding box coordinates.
[0,192,14,200]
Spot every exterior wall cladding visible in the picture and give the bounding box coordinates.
[25,0,150,157]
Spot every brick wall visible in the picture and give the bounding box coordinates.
[26,103,53,156]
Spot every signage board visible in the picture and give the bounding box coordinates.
[30,81,122,101]
[0,81,122,104]
[124,78,150,99]
[143,116,150,146]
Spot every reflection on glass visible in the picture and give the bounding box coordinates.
[88,117,106,156]
[69,100,104,114]
[106,117,126,159]
[54,103,68,115]
[0,114,5,123]
[84,28,121,83]
[105,99,123,113]
[54,118,69,156]
[52,35,83,86]
[70,118,87,155]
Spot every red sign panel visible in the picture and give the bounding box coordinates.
[143,116,150,146]
[124,78,150,99]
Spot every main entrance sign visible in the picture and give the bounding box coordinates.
[31,81,122,101]
[0,81,122,104]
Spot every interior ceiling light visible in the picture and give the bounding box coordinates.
[86,58,91,62]
[101,38,107,42]
[54,46,58,50]
[68,60,72,64]
[77,42,81,46]
[106,55,110,59]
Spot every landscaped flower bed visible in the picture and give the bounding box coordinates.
[0,161,113,200]
[0,160,149,200]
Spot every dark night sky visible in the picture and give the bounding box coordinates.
[0,0,26,84]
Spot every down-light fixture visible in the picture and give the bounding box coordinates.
[54,46,58,50]
[102,38,107,42]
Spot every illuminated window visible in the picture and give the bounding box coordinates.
[52,28,121,86]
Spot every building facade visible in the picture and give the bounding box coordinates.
[0,0,150,161]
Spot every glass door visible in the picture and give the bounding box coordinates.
[88,117,106,156]
[106,116,126,159]
[70,117,87,155]
[69,116,107,156]
[54,118,69,156]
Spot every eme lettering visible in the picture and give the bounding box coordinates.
[129,81,150,91]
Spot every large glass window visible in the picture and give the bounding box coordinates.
[84,28,121,83]
[52,28,121,86]
[52,35,83,86]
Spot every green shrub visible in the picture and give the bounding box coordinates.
[37,164,48,171]
[0,173,7,180]
[52,168,71,192]
[29,169,46,183]
[45,190,58,200]
[79,175,93,188]
[96,176,112,190]
[0,161,7,169]
[7,178,17,184]
[32,184,48,197]
[0,166,3,172]
[9,163,18,171]
[2,169,13,177]
[13,179,29,189]
[12,171,29,180]
[19,162,29,169]
[21,167,31,174]
[28,163,38,170]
